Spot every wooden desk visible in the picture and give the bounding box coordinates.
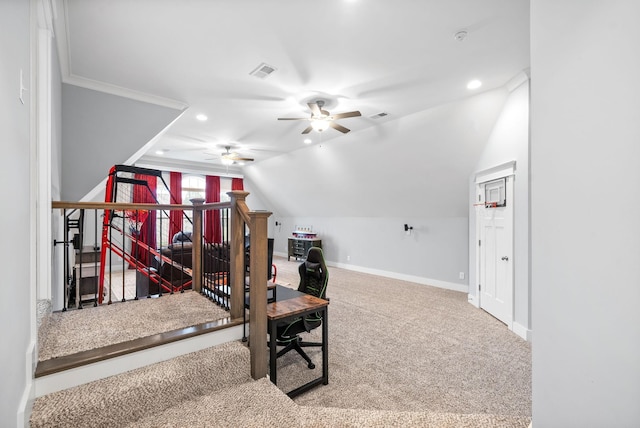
[242,283,280,341]
[267,293,329,398]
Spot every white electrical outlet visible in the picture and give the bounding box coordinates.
[347,255,351,262]
[459,272,465,280]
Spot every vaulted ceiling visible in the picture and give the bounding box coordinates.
[55,0,529,174]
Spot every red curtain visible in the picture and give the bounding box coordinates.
[204,175,221,243]
[132,173,157,266]
[169,171,183,242]
[231,178,244,191]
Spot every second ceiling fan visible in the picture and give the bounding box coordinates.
[220,146,254,164]
[278,100,361,134]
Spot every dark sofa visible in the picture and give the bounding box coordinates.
[136,233,230,297]
[157,232,230,287]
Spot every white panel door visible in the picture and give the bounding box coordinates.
[478,181,513,325]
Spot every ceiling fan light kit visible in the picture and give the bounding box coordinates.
[311,119,330,132]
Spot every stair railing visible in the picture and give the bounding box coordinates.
[53,192,271,380]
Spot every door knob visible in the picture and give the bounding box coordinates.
[501,256,509,261]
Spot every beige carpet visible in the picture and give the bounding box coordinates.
[31,341,253,428]
[34,255,531,426]
[38,290,229,361]
[272,257,531,417]
[32,341,530,428]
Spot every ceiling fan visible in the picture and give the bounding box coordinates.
[220,146,254,165]
[278,100,362,134]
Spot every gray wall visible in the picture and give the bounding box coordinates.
[245,88,509,287]
[0,0,33,424]
[531,1,640,426]
[61,84,182,201]
[468,78,530,335]
[270,215,468,288]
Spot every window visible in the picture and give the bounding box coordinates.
[181,175,206,204]
[155,173,232,245]
[155,177,171,246]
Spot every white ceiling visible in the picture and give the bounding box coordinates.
[56,0,529,170]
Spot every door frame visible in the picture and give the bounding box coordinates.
[474,161,515,328]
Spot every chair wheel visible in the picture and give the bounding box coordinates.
[308,363,315,369]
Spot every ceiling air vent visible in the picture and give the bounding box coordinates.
[249,63,277,79]
[369,112,389,119]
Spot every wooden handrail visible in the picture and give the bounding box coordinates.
[52,201,231,211]
[235,201,252,225]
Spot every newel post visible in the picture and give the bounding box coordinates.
[190,198,205,293]
[228,191,250,320]
[248,210,272,379]
[228,190,272,379]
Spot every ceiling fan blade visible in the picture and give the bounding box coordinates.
[329,122,350,133]
[302,125,313,134]
[332,110,362,120]
[308,102,322,117]
[222,153,254,161]
[277,117,310,120]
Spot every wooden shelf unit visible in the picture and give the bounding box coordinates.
[287,237,322,261]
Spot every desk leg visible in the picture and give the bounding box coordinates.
[269,320,277,385]
[322,306,329,385]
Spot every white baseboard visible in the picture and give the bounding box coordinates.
[274,252,468,293]
[511,322,531,341]
[466,295,530,341]
[18,340,36,428]
[467,293,480,308]
[328,261,468,293]
[34,324,244,397]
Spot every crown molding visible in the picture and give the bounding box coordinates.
[51,0,187,111]
[64,74,188,111]
[136,156,244,178]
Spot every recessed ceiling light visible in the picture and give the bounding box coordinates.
[196,114,208,121]
[155,150,165,155]
[467,80,482,90]
[304,138,312,144]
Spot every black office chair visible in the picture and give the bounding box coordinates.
[244,236,276,282]
[275,247,328,369]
